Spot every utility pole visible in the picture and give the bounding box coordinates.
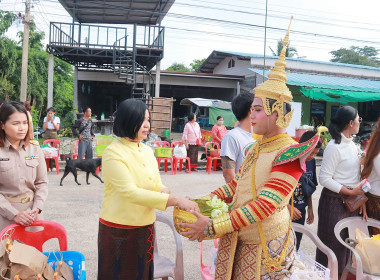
[20,0,32,102]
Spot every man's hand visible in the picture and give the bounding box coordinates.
[180,211,209,242]
[79,135,83,141]
[292,207,302,221]
[91,136,94,142]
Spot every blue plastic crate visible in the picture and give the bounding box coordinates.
[43,251,86,280]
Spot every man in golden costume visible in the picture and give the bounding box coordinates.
[181,18,320,279]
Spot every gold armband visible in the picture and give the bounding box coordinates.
[212,213,234,236]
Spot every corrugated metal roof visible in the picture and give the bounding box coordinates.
[221,51,380,71]
[250,68,380,93]
[57,0,175,25]
[180,98,231,109]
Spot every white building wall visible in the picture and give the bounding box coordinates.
[213,57,254,76]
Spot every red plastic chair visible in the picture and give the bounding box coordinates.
[171,141,191,174]
[0,220,68,252]
[155,141,174,174]
[72,140,87,160]
[72,140,79,159]
[43,139,61,175]
[205,142,221,174]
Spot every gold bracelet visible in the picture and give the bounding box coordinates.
[213,214,234,235]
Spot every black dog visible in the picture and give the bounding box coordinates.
[60,157,103,186]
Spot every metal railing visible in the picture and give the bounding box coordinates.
[49,22,128,49]
[49,22,164,51]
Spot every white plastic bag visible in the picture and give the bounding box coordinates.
[41,147,58,157]
[173,144,187,158]
[354,228,380,275]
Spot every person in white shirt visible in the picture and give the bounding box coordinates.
[317,105,366,276]
[220,92,254,183]
[43,107,60,139]
[361,117,380,235]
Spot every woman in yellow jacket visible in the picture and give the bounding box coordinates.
[98,99,199,280]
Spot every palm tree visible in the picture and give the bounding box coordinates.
[269,39,298,58]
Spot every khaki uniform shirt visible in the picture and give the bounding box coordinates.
[0,139,48,229]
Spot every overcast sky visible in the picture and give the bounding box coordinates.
[2,0,380,69]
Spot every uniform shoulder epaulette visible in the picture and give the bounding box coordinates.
[273,135,319,166]
[30,140,39,146]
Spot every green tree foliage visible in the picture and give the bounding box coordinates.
[0,75,15,100]
[190,58,206,72]
[53,59,74,128]
[0,7,74,129]
[330,46,380,67]
[166,58,207,72]
[17,22,45,50]
[165,62,191,72]
[269,39,298,57]
[0,6,16,36]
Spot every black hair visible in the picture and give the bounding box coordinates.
[299,130,322,149]
[216,116,223,121]
[268,99,292,116]
[83,107,91,113]
[231,92,254,121]
[113,99,148,139]
[47,107,55,113]
[329,105,357,144]
[188,113,195,122]
[0,101,32,147]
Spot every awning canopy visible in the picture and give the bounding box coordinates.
[180,98,231,110]
[250,68,380,104]
[209,107,237,127]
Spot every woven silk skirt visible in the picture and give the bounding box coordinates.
[366,192,380,235]
[316,188,360,275]
[97,221,154,280]
[216,230,296,280]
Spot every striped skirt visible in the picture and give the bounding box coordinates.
[316,188,360,275]
[97,221,154,280]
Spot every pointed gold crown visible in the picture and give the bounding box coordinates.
[254,16,294,128]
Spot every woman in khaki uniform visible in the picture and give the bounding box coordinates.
[0,102,48,231]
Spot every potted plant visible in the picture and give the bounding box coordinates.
[58,127,74,160]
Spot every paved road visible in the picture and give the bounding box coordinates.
[43,163,322,280]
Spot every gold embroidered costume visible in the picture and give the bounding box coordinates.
[206,17,321,279]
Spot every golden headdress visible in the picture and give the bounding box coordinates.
[253,17,294,128]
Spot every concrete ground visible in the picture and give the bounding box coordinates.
[43,157,323,280]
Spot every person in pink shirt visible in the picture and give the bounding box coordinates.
[182,113,201,172]
[211,116,227,145]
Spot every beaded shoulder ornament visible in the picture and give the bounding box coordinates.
[273,135,320,167]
